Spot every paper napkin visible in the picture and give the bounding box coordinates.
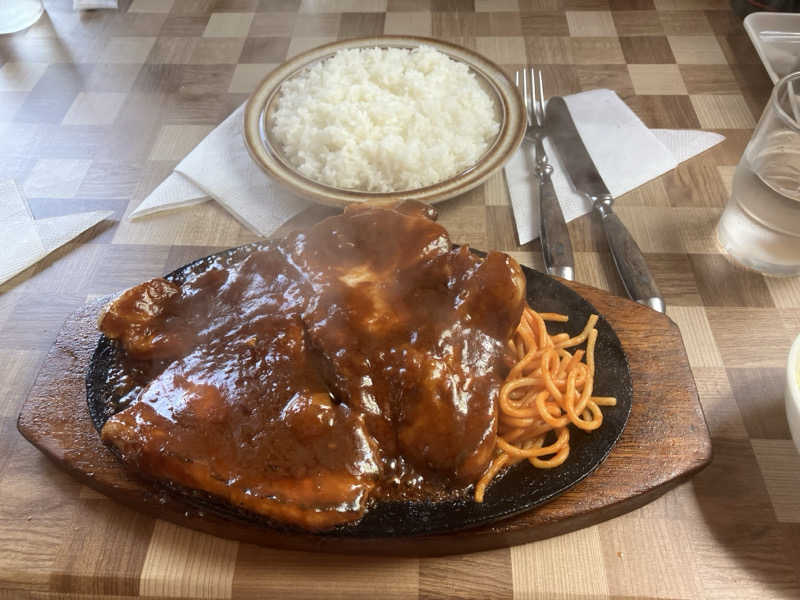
[506,89,725,245]
[130,103,311,237]
[1,180,112,285]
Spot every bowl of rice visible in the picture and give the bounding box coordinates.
[243,36,526,207]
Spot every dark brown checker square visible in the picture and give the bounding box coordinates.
[619,35,675,63]
[387,0,432,9]
[132,64,185,94]
[611,10,663,36]
[431,0,475,11]
[663,162,728,208]
[679,64,738,95]
[419,549,513,600]
[575,64,633,96]
[609,0,654,8]
[104,12,169,36]
[644,253,702,306]
[563,0,610,8]
[537,64,582,96]
[704,128,751,166]
[338,13,386,39]
[691,438,777,525]
[177,64,236,94]
[171,0,216,15]
[520,11,569,37]
[256,0,301,9]
[717,33,762,66]
[689,254,774,308]
[727,368,792,440]
[625,94,700,128]
[160,16,212,37]
[432,12,479,37]
[482,13,523,36]
[705,8,744,36]
[211,0,258,10]
[238,37,291,62]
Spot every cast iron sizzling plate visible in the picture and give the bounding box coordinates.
[86,244,632,537]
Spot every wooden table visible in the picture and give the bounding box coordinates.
[1,0,798,598]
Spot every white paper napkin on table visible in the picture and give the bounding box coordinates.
[1,180,113,286]
[130,103,311,236]
[506,89,725,245]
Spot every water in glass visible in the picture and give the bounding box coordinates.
[718,72,800,276]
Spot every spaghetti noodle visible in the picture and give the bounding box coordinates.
[474,307,616,502]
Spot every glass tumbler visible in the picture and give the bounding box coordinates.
[717,71,800,276]
[0,0,43,34]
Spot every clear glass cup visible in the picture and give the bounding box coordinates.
[717,71,800,277]
[0,0,43,35]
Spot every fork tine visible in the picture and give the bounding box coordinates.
[521,69,530,127]
[536,68,544,124]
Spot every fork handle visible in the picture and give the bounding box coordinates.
[539,174,575,281]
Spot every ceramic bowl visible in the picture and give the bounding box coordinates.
[786,333,800,451]
[243,36,526,208]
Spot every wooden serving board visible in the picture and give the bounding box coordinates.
[17,280,711,557]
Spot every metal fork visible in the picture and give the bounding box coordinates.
[516,68,574,281]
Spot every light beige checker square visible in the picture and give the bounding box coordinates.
[22,159,92,199]
[668,35,726,64]
[693,367,749,440]
[706,307,796,368]
[62,92,127,126]
[627,63,687,95]
[483,171,509,207]
[600,517,702,599]
[475,0,519,10]
[0,62,48,92]
[751,439,800,523]
[512,526,609,597]
[475,37,527,65]
[566,11,617,37]
[690,94,756,129]
[203,12,255,38]
[190,38,246,64]
[229,63,277,93]
[100,36,157,63]
[384,12,432,36]
[665,306,724,368]
[287,37,337,59]
[299,0,387,12]
[717,165,735,197]
[148,124,214,161]
[569,37,625,65]
[251,12,300,36]
[128,0,174,13]
[139,520,238,598]
[766,277,800,309]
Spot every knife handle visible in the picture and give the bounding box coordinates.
[595,199,666,313]
[538,175,575,281]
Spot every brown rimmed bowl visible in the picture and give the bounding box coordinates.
[242,36,526,208]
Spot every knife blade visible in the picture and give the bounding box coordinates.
[545,97,666,313]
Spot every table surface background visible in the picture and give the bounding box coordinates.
[2,0,799,599]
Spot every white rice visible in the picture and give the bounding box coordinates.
[270,46,500,193]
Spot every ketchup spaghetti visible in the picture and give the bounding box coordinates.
[475,307,616,502]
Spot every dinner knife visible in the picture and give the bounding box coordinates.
[545,97,666,313]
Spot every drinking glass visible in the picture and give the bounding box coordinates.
[717,71,800,276]
[0,0,43,34]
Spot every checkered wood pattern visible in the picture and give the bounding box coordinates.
[0,0,798,598]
